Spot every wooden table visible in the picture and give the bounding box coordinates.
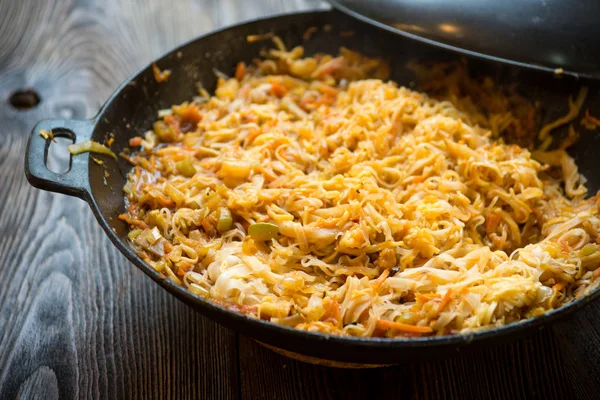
[1,1,600,399]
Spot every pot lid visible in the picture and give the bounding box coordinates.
[329,0,600,79]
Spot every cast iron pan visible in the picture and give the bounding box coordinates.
[329,0,600,80]
[24,10,600,366]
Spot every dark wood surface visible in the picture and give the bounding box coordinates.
[1,1,600,399]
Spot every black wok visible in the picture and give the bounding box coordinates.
[24,9,600,366]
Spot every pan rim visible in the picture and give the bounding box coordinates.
[327,0,593,81]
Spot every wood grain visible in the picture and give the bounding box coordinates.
[0,0,599,399]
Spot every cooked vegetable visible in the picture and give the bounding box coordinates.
[176,157,196,177]
[248,222,278,241]
[538,87,588,150]
[217,207,233,233]
[153,120,178,142]
[68,140,116,159]
[235,62,246,81]
[437,289,453,314]
[146,210,168,231]
[39,129,54,141]
[220,159,251,178]
[157,108,173,118]
[134,227,166,256]
[376,319,433,334]
[152,63,171,82]
[272,313,306,327]
[581,109,600,131]
[215,77,239,100]
[164,183,184,205]
[129,136,143,147]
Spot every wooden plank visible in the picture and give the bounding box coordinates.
[0,0,330,398]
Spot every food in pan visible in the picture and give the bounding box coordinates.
[120,42,600,338]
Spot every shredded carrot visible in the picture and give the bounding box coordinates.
[485,213,501,235]
[201,218,214,233]
[303,26,318,41]
[316,85,338,97]
[437,289,453,314]
[558,240,571,253]
[157,196,175,208]
[235,62,246,81]
[176,262,193,276]
[271,82,287,97]
[412,175,426,184]
[593,268,600,280]
[107,137,115,147]
[372,269,390,291]
[376,319,433,334]
[552,281,567,292]
[129,136,143,147]
[415,293,435,302]
[322,297,341,327]
[318,217,342,228]
[152,63,171,83]
[312,94,335,107]
[118,214,148,229]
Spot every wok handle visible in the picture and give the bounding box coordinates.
[25,119,95,200]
